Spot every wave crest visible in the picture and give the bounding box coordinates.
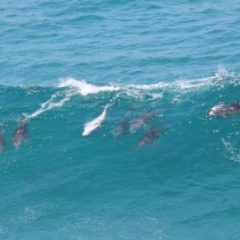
[58,78,120,96]
[23,66,239,121]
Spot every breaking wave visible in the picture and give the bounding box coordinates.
[58,65,236,98]
[58,78,120,95]
[22,65,238,121]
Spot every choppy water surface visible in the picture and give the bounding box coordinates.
[1,1,240,239]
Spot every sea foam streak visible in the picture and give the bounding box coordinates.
[23,79,118,122]
[23,90,73,121]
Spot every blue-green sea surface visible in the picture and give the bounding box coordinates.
[1,1,240,239]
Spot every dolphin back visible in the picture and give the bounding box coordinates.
[83,103,113,136]
[0,133,4,153]
[13,122,28,149]
[137,126,161,148]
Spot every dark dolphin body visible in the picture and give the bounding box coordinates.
[207,101,240,117]
[130,110,156,133]
[114,106,139,138]
[137,127,162,148]
[13,122,28,149]
[0,133,4,153]
[114,116,130,138]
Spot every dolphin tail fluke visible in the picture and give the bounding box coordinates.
[101,103,114,109]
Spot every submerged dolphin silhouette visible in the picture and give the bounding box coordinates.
[113,106,138,138]
[13,122,28,149]
[137,127,162,148]
[129,110,156,133]
[82,104,113,136]
[0,133,4,153]
[114,116,130,138]
[207,101,240,117]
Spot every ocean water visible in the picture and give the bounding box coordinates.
[1,1,240,239]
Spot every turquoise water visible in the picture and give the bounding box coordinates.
[1,1,240,239]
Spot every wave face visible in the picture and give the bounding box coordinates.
[1,0,240,239]
[1,69,240,239]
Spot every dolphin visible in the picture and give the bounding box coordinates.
[129,110,156,133]
[207,101,240,117]
[113,106,138,138]
[137,127,162,148]
[0,133,4,153]
[13,122,28,149]
[114,116,130,138]
[82,104,113,136]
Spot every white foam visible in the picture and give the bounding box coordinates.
[58,78,120,96]
[215,64,230,79]
[222,138,240,163]
[57,75,220,102]
[122,76,217,92]
[125,82,169,90]
[23,91,72,121]
[20,207,42,224]
[124,65,233,92]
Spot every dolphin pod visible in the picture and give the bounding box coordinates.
[113,108,163,147]
[1,100,240,153]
